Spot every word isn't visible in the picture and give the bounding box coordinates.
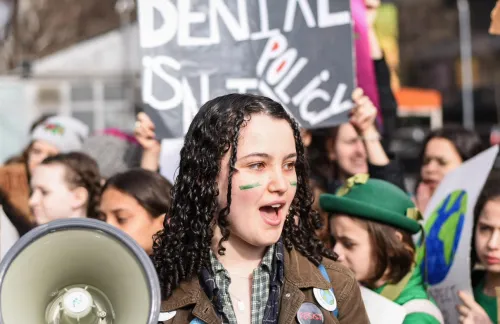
[142,34,352,130]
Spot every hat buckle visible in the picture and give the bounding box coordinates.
[406,207,423,221]
[336,173,369,196]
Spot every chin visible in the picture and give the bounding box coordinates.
[34,214,46,225]
[250,231,282,248]
[348,166,368,175]
[484,264,500,273]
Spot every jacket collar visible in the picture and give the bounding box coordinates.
[161,278,221,324]
[160,247,332,319]
[283,247,331,289]
[160,278,201,312]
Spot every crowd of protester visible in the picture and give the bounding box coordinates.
[1,1,499,323]
[0,88,496,323]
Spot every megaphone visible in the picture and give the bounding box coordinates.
[0,218,161,324]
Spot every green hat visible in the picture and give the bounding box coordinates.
[320,174,422,234]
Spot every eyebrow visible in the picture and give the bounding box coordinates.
[478,221,495,227]
[239,152,297,161]
[32,184,48,191]
[108,207,128,214]
[336,235,354,241]
[424,155,447,160]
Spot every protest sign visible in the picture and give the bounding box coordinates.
[417,145,499,324]
[137,0,356,139]
[351,0,380,123]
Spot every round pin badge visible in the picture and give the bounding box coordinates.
[297,302,324,324]
[313,287,337,312]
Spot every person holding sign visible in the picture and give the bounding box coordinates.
[152,94,369,323]
[305,87,402,247]
[415,126,484,214]
[322,175,444,324]
[134,111,162,172]
[457,176,500,324]
[321,88,405,193]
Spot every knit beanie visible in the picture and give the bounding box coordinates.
[31,116,89,153]
[81,128,143,179]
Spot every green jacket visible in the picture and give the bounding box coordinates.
[373,267,441,324]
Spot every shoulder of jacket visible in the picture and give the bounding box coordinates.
[320,257,359,302]
[321,257,356,281]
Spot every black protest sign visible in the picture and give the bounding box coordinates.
[138,0,355,139]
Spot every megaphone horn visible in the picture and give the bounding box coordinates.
[0,218,161,324]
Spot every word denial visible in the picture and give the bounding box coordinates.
[139,0,351,48]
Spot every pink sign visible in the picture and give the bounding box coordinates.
[351,0,382,126]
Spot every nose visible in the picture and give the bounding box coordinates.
[333,243,344,261]
[423,159,439,174]
[105,215,117,227]
[29,190,40,208]
[353,139,365,152]
[268,168,288,194]
[488,230,500,250]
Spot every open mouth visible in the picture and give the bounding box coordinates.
[259,203,284,226]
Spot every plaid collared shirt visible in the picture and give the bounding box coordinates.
[206,242,282,324]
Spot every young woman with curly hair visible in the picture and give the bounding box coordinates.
[29,152,101,224]
[152,94,369,324]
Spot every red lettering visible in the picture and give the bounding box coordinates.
[276,61,287,73]
[298,312,323,320]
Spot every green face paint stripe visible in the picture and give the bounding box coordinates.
[239,183,261,190]
[290,181,297,186]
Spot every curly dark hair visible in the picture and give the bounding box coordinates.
[41,152,102,219]
[152,93,336,298]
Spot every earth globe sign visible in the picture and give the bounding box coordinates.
[418,190,468,285]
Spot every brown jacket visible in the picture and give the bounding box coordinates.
[159,247,369,324]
